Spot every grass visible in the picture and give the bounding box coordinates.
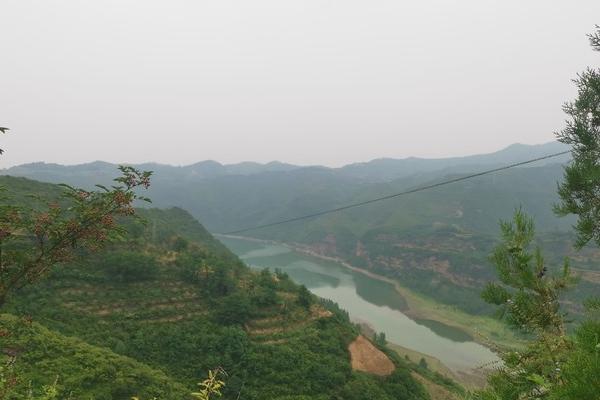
[391,282,526,351]
[386,342,454,378]
[302,240,526,350]
[231,235,525,355]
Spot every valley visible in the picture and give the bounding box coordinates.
[1,175,455,399]
[2,141,599,399]
[7,142,599,323]
[219,236,500,374]
[2,6,599,398]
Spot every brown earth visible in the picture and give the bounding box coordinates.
[348,335,395,376]
[246,304,333,337]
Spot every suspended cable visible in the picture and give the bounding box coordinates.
[221,150,571,235]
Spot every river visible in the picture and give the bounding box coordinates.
[220,236,498,372]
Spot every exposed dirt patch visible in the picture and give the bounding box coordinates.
[66,296,202,316]
[376,255,476,287]
[247,305,333,336]
[247,326,284,335]
[311,305,333,319]
[348,335,395,376]
[143,310,208,323]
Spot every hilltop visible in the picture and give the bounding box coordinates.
[4,141,595,319]
[2,142,569,185]
[0,175,460,399]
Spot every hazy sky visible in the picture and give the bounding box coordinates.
[1,1,599,167]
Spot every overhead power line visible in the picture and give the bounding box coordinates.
[221,150,571,235]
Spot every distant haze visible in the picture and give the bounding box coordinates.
[1,1,598,167]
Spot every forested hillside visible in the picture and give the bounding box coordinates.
[0,314,191,399]
[0,141,569,189]
[0,175,450,400]
[2,2,598,398]
[5,143,598,318]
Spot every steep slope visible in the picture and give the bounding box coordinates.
[2,143,592,319]
[210,164,595,318]
[234,164,598,316]
[0,142,571,234]
[0,176,434,400]
[0,314,190,399]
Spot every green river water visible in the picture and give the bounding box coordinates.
[220,236,499,372]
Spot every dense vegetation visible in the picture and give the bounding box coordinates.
[0,313,190,399]
[1,22,597,400]
[471,210,600,399]
[5,142,597,318]
[0,176,436,399]
[473,26,600,400]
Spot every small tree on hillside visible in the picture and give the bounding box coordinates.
[476,210,575,399]
[476,27,600,400]
[297,284,312,310]
[0,127,8,155]
[481,209,574,335]
[97,251,159,283]
[373,332,387,347]
[0,130,152,306]
[555,26,600,248]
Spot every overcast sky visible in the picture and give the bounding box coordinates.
[1,1,599,167]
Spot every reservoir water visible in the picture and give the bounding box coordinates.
[220,236,498,372]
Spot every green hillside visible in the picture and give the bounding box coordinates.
[3,145,595,319]
[243,165,599,316]
[0,142,572,235]
[0,176,445,400]
[0,314,190,399]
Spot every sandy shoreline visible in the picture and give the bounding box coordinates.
[219,234,408,287]
[218,233,500,386]
[217,234,505,349]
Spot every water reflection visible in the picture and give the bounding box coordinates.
[221,236,498,371]
[413,318,474,342]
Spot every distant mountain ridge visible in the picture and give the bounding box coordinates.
[0,175,434,400]
[2,159,300,184]
[336,141,570,182]
[0,141,573,236]
[3,140,593,323]
[1,141,570,185]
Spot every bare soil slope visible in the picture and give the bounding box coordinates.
[348,335,395,376]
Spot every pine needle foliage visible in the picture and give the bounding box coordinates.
[474,210,576,400]
[481,209,574,335]
[555,25,600,248]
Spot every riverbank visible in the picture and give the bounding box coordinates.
[357,320,475,395]
[218,234,523,351]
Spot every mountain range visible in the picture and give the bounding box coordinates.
[2,175,452,399]
[4,140,596,318]
[2,141,569,186]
